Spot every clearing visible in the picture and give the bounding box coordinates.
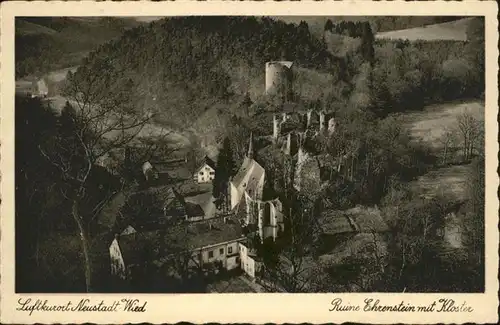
[410,164,470,201]
[375,17,473,41]
[399,100,484,149]
[399,100,483,201]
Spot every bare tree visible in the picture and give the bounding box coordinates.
[260,194,322,292]
[439,126,456,165]
[457,111,481,161]
[38,66,171,292]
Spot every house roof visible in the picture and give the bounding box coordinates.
[196,156,216,173]
[318,212,356,235]
[268,61,294,69]
[346,206,389,233]
[184,191,216,219]
[319,206,389,235]
[231,157,265,201]
[117,231,162,266]
[117,216,244,265]
[183,217,244,249]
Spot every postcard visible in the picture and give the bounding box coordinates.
[1,0,498,323]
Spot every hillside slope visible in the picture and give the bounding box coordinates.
[375,17,474,41]
[277,16,466,38]
[15,17,143,78]
[69,17,338,131]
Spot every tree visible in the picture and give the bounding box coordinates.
[465,17,485,96]
[360,22,375,65]
[324,19,334,32]
[456,111,481,161]
[261,194,322,292]
[439,126,456,165]
[185,134,204,177]
[38,66,170,292]
[464,154,485,271]
[212,137,235,211]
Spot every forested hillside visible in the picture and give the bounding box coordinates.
[68,17,339,129]
[279,16,466,38]
[15,17,142,78]
[69,16,484,140]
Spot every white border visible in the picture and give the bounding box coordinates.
[1,1,498,324]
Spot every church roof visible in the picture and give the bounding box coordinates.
[231,157,265,200]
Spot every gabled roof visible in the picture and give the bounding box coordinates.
[319,206,389,235]
[268,61,294,69]
[184,191,216,219]
[195,156,216,173]
[231,157,265,200]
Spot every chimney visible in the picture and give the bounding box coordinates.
[282,112,288,122]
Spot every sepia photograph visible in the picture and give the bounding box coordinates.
[13,14,486,294]
[1,1,498,324]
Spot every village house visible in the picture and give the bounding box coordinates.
[193,156,216,184]
[15,78,49,98]
[238,242,263,278]
[109,216,246,280]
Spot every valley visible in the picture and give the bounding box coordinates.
[15,15,485,294]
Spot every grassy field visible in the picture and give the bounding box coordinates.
[399,100,484,149]
[375,17,473,41]
[400,100,483,200]
[410,164,470,201]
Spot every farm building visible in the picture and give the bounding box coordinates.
[193,156,216,183]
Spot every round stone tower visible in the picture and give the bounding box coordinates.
[265,61,293,100]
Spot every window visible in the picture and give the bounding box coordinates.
[209,171,215,176]
[219,248,224,255]
[199,172,204,175]
[228,246,233,254]
[208,250,214,258]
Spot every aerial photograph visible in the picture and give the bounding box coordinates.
[15,16,485,293]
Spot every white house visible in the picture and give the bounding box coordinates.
[194,156,216,183]
[15,78,49,98]
[239,242,262,278]
[110,216,246,280]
